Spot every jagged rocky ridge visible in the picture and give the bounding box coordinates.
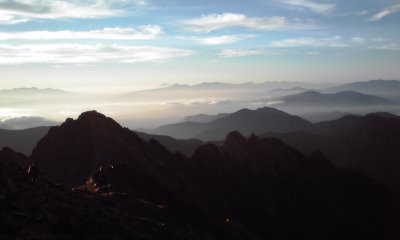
[1,111,399,239]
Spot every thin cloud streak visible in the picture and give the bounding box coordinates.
[196,35,253,45]
[271,36,347,48]
[370,4,400,21]
[0,44,193,65]
[0,26,162,40]
[278,0,335,14]
[219,49,264,58]
[0,0,144,24]
[182,13,315,32]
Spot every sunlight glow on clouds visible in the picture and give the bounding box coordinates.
[182,13,315,32]
[0,44,193,64]
[196,35,253,45]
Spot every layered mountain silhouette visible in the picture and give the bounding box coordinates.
[0,127,50,156]
[278,90,398,107]
[0,87,67,96]
[300,111,353,123]
[182,113,229,123]
[261,112,400,190]
[1,108,400,193]
[136,131,203,157]
[147,107,313,140]
[0,125,199,158]
[325,80,400,99]
[0,116,57,130]
[1,111,399,239]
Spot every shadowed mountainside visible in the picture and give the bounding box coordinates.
[260,113,400,190]
[9,111,397,239]
[30,111,186,189]
[0,127,50,156]
[0,148,234,240]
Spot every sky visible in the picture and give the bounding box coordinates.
[0,0,399,92]
[0,0,400,127]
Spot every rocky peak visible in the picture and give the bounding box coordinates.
[30,111,179,188]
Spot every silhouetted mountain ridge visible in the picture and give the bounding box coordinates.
[148,107,313,140]
[1,111,398,239]
[279,90,397,107]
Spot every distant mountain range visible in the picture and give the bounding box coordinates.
[1,110,396,239]
[2,107,400,192]
[141,107,400,191]
[0,87,67,96]
[300,111,354,123]
[147,107,313,140]
[182,113,229,123]
[0,116,58,130]
[149,81,325,91]
[278,90,398,107]
[324,80,400,99]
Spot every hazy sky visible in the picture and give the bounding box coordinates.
[0,0,399,91]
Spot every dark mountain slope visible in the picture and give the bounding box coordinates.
[0,151,228,240]
[148,107,313,140]
[0,125,199,158]
[0,147,30,168]
[136,131,203,157]
[143,121,208,141]
[261,113,400,190]
[0,126,50,156]
[186,132,398,240]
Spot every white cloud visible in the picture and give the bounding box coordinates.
[0,0,145,24]
[0,26,162,40]
[358,10,369,16]
[351,37,366,43]
[219,49,264,58]
[182,13,315,32]
[370,4,400,21]
[0,44,193,65]
[271,36,348,48]
[374,43,400,50]
[371,37,389,43]
[196,35,253,45]
[305,51,320,55]
[279,0,335,14]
